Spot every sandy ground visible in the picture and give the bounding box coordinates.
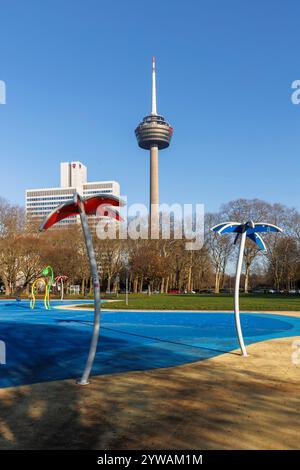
[0,335,300,450]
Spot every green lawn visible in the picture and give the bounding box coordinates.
[82,293,300,311]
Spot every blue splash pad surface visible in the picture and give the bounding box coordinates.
[0,300,300,388]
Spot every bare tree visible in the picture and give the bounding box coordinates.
[205,213,232,293]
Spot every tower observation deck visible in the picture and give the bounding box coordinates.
[135,57,173,232]
[135,113,173,150]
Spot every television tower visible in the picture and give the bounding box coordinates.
[135,58,173,234]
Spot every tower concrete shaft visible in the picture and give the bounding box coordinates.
[150,145,159,228]
[135,57,173,235]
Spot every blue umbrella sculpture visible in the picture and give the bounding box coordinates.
[210,220,283,356]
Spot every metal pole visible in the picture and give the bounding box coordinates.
[77,201,101,385]
[126,270,129,306]
[61,279,64,300]
[234,231,248,357]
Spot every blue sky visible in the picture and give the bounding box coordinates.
[0,0,300,213]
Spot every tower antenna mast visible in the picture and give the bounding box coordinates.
[151,56,157,115]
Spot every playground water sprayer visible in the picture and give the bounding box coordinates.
[30,266,54,310]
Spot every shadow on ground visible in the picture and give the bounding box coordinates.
[0,337,299,450]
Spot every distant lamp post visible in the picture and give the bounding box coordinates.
[40,193,123,385]
[123,254,129,306]
[211,220,283,357]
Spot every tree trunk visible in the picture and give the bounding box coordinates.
[89,276,93,295]
[244,264,250,293]
[214,270,221,294]
[107,275,111,294]
[187,266,192,292]
[81,278,85,296]
[165,276,169,293]
[4,281,11,296]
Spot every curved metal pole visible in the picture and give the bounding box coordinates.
[46,266,54,286]
[45,285,50,310]
[30,278,47,310]
[30,281,36,310]
[77,203,101,385]
[234,231,248,357]
[42,266,54,310]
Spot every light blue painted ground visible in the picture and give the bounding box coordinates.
[0,300,300,388]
